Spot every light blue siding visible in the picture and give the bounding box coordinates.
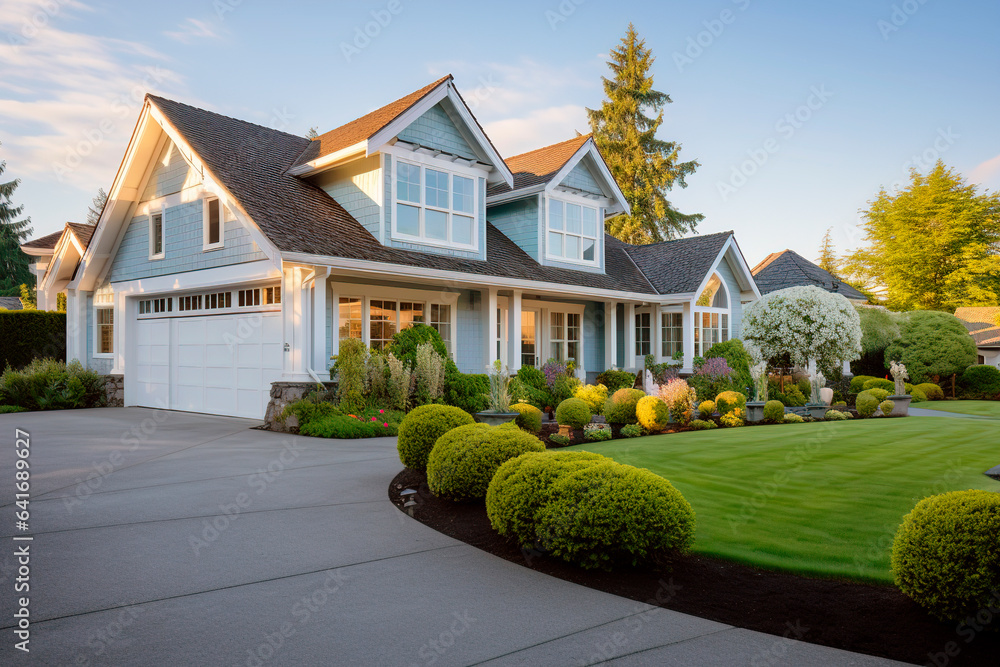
[397,104,476,159]
[716,256,744,339]
[487,198,539,261]
[559,160,604,196]
[109,201,267,282]
[142,142,194,201]
[584,301,605,374]
[322,156,380,239]
[456,290,483,373]
[85,294,113,373]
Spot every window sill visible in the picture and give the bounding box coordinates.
[202,244,224,252]
[149,254,165,261]
[390,233,478,253]
[92,353,114,359]
[544,255,599,268]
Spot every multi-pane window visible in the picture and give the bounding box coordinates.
[547,199,599,263]
[204,198,222,248]
[369,300,397,350]
[567,313,580,363]
[204,292,232,310]
[635,312,651,356]
[138,298,170,315]
[549,312,581,363]
[661,312,683,359]
[178,295,202,312]
[238,289,261,307]
[150,212,164,258]
[263,286,281,305]
[399,302,424,330]
[429,304,451,353]
[97,308,114,354]
[339,297,362,340]
[237,287,281,308]
[696,312,730,356]
[395,160,476,247]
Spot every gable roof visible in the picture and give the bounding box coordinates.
[294,76,452,168]
[751,249,867,300]
[954,307,1000,347]
[21,229,64,251]
[0,296,23,310]
[488,134,592,196]
[623,232,734,295]
[66,222,96,248]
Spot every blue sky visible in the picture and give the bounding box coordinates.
[1,0,998,266]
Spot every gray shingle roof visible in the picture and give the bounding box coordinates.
[0,297,23,310]
[21,229,63,250]
[623,231,732,295]
[148,95,658,295]
[751,249,867,300]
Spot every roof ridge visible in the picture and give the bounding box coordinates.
[505,133,591,162]
[147,94,309,142]
[623,230,733,252]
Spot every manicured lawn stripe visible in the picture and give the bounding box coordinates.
[572,417,1000,583]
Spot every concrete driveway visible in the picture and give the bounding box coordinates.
[0,408,911,666]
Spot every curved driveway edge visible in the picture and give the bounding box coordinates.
[0,409,913,666]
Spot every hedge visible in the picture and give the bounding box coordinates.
[0,310,66,370]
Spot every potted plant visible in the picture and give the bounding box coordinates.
[887,360,912,417]
[475,360,519,426]
[805,371,829,420]
[745,361,768,423]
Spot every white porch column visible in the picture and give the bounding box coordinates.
[624,302,637,371]
[113,289,127,374]
[330,288,340,361]
[604,301,617,369]
[508,290,522,372]
[682,301,695,373]
[312,276,327,374]
[65,289,83,363]
[482,287,498,369]
[282,267,310,380]
[651,303,662,363]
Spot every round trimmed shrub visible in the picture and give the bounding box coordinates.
[486,451,607,547]
[866,387,890,402]
[396,404,475,471]
[783,412,805,423]
[574,383,609,415]
[849,375,877,393]
[891,490,1000,621]
[909,387,927,403]
[961,364,1000,397]
[856,390,879,418]
[715,391,746,415]
[862,378,895,393]
[825,409,848,421]
[510,402,542,433]
[763,400,785,423]
[536,461,696,570]
[556,397,592,429]
[878,399,895,416]
[697,400,716,419]
[603,388,645,425]
[689,419,717,430]
[427,423,544,501]
[636,395,670,432]
[915,383,944,401]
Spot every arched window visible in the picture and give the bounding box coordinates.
[693,273,731,357]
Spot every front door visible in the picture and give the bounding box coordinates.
[521,310,539,367]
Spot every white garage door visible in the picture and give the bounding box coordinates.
[133,312,283,419]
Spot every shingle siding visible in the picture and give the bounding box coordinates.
[717,257,744,339]
[397,104,476,159]
[109,201,266,283]
[141,142,198,201]
[487,198,539,261]
[584,301,605,374]
[319,156,381,240]
[456,289,482,373]
[559,161,604,196]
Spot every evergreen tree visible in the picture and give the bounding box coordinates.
[817,227,839,277]
[305,126,319,139]
[587,24,702,244]
[845,161,1000,312]
[19,283,36,309]
[86,187,107,225]
[0,141,33,296]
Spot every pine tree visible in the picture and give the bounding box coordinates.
[0,141,34,296]
[817,227,839,277]
[305,127,319,140]
[87,187,107,225]
[587,24,702,244]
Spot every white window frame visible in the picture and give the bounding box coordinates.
[536,302,586,370]
[338,296,364,342]
[203,197,225,251]
[545,194,601,266]
[634,311,652,356]
[661,311,684,359]
[388,150,482,252]
[693,308,731,357]
[93,287,115,358]
[148,209,165,260]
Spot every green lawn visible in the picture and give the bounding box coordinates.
[572,416,1000,583]
[912,400,1000,418]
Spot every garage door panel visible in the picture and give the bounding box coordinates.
[176,319,206,344]
[205,387,237,415]
[177,345,205,367]
[204,366,235,388]
[236,367,261,390]
[175,365,203,387]
[262,343,283,370]
[205,317,235,341]
[204,343,235,367]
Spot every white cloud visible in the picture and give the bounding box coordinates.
[970,153,1000,189]
[484,106,590,158]
[164,18,221,44]
[0,0,187,190]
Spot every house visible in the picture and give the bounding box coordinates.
[751,249,868,304]
[21,223,96,311]
[954,307,1000,368]
[34,75,760,419]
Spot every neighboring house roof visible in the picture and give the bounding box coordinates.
[293,75,452,167]
[0,297,23,310]
[751,249,867,301]
[488,134,592,196]
[66,222,96,248]
[954,307,1000,348]
[624,231,734,295]
[21,229,64,251]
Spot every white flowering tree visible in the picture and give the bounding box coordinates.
[742,286,862,373]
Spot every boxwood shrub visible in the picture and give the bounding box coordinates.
[763,400,785,423]
[856,390,880,418]
[866,387,890,402]
[715,390,746,415]
[535,461,695,570]
[878,400,895,416]
[555,397,591,429]
[697,400,716,419]
[915,382,944,401]
[426,423,544,501]
[396,404,475,471]
[595,369,637,392]
[849,375,878,393]
[892,490,1000,621]
[510,402,542,433]
[961,364,1000,398]
[603,388,645,425]
[862,378,895,393]
[636,395,670,432]
[486,450,607,547]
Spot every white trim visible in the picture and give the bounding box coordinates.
[92,300,114,358]
[544,138,630,215]
[286,141,367,176]
[692,236,762,301]
[148,208,165,260]
[202,197,225,251]
[543,194,602,267]
[110,260,280,296]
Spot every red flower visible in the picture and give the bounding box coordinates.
[383,422,388,427]
[379,409,385,414]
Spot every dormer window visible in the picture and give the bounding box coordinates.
[546,197,599,265]
[394,159,477,250]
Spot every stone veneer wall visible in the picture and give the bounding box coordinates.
[102,374,124,407]
[263,381,336,432]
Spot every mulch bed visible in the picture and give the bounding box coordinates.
[389,468,999,666]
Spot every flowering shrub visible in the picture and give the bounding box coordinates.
[719,408,745,428]
[542,359,571,391]
[636,395,670,432]
[697,400,716,419]
[742,285,862,370]
[584,423,612,442]
[889,360,908,396]
[688,357,734,401]
[658,379,697,425]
